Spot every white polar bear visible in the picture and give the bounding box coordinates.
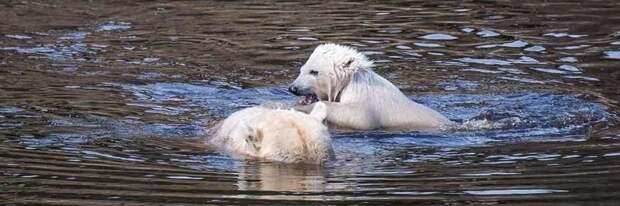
[289,43,452,131]
[206,102,333,164]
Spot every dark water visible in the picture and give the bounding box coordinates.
[2,0,620,205]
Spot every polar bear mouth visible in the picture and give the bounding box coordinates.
[299,94,319,105]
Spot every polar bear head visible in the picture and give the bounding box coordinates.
[210,102,332,164]
[289,43,374,104]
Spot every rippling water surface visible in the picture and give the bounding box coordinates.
[2,0,620,205]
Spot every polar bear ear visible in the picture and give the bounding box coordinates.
[309,102,327,121]
[342,58,354,69]
[239,120,262,151]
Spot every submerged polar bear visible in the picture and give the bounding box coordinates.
[289,43,452,131]
[207,102,333,164]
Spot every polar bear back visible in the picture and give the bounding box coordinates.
[336,69,451,130]
[207,105,332,164]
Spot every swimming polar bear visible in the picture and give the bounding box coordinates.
[289,43,452,131]
[206,102,333,164]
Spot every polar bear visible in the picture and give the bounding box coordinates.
[206,102,333,164]
[289,43,452,131]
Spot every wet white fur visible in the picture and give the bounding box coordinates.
[291,43,452,131]
[207,102,333,164]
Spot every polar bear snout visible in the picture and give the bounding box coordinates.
[289,79,321,105]
[288,85,301,96]
[289,84,319,105]
[288,82,314,96]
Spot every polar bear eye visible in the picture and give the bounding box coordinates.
[309,70,319,75]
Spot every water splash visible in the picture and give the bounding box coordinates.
[122,83,609,146]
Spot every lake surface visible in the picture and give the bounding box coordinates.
[1,0,620,205]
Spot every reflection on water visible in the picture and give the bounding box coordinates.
[237,163,327,193]
[463,189,568,196]
[1,0,620,205]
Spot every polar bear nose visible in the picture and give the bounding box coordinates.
[288,86,300,95]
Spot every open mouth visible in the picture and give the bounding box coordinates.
[299,94,319,105]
